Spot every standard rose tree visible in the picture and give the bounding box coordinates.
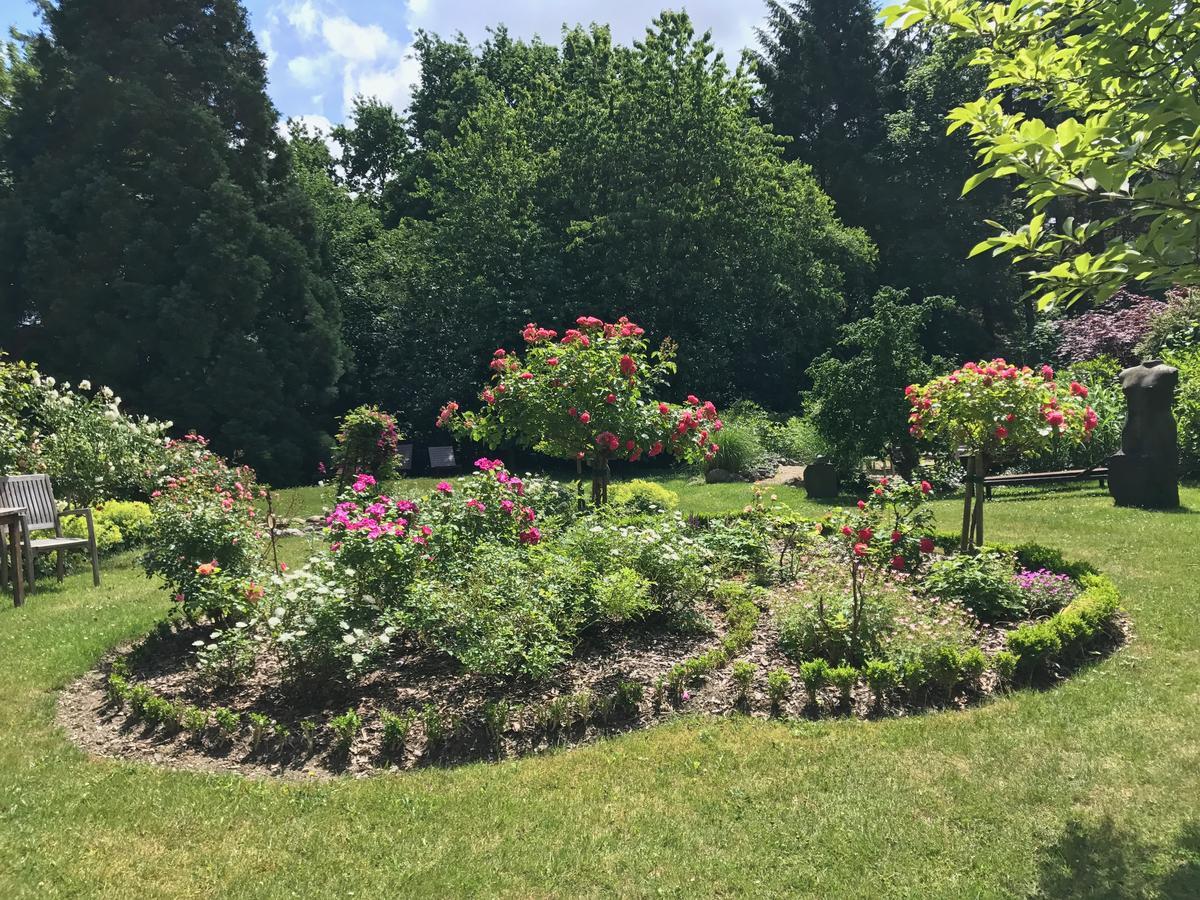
[437,316,721,504]
[907,360,1097,550]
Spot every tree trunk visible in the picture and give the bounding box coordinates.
[972,452,987,548]
[590,457,610,506]
[960,454,975,554]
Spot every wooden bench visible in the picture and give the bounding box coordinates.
[984,466,1109,499]
[0,475,101,589]
[397,443,414,472]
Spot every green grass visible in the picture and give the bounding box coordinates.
[2,484,1199,897]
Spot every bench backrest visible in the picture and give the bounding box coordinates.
[428,446,457,469]
[0,474,59,531]
[397,443,414,471]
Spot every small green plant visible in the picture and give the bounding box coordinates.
[181,705,209,735]
[298,718,318,754]
[927,646,963,698]
[212,707,240,742]
[247,712,274,752]
[924,552,1027,623]
[863,659,898,707]
[421,703,449,746]
[143,694,182,730]
[329,709,362,755]
[380,709,416,758]
[766,668,792,711]
[959,647,987,689]
[482,699,512,748]
[127,684,153,718]
[798,659,830,707]
[609,479,679,513]
[613,679,644,715]
[828,665,858,709]
[105,672,130,706]
[990,650,1019,689]
[731,660,756,703]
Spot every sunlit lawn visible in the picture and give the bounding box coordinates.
[2,481,1198,897]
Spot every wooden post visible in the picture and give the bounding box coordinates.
[960,453,975,553]
[972,453,987,548]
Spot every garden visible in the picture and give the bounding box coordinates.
[3,0,1200,895]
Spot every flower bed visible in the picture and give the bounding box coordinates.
[60,465,1127,777]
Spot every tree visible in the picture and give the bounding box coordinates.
[908,359,1097,549]
[1,0,345,482]
[441,315,719,504]
[755,0,887,229]
[883,0,1200,308]
[385,13,872,431]
[806,288,952,476]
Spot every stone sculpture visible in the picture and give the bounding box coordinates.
[1108,360,1180,509]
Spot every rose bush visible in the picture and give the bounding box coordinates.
[329,404,403,488]
[908,359,1097,549]
[437,316,721,504]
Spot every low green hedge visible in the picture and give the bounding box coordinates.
[1005,574,1121,681]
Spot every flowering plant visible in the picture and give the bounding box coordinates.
[908,359,1099,549]
[141,434,268,622]
[1014,567,1080,617]
[437,316,720,504]
[329,404,403,488]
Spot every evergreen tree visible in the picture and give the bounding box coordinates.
[0,0,345,483]
[755,0,886,228]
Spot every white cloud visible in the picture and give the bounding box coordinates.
[286,0,321,37]
[287,54,334,87]
[276,113,343,159]
[322,16,397,62]
[341,50,422,112]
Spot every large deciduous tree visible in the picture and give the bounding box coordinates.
[0,0,345,483]
[884,0,1200,308]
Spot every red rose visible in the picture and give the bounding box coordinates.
[919,537,935,553]
[580,411,590,424]
[547,357,559,366]
[891,555,906,571]
[841,525,853,536]
[606,393,616,404]
[920,481,932,494]
[853,542,868,557]
[891,530,901,543]
[619,355,637,377]
[857,528,873,543]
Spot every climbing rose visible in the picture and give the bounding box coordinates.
[579,411,591,424]
[1070,381,1088,398]
[995,425,1009,439]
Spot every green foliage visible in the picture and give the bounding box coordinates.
[246,713,274,752]
[1005,575,1121,681]
[797,659,830,706]
[863,658,898,704]
[1015,358,1123,472]
[1,0,346,483]
[722,403,831,465]
[701,421,763,477]
[766,668,792,709]
[212,708,240,741]
[1162,347,1200,477]
[806,289,948,468]
[884,0,1200,307]
[609,480,678,514]
[989,649,1018,688]
[62,500,152,552]
[380,709,416,757]
[959,646,986,687]
[731,660,756,701]
[923,552,1026,623]
[779,587,894,665]
[827,664,858,707]
[1139,287,1200,358]
[612,680,644,715]
[329,709,362,755]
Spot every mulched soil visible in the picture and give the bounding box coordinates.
[57,593,1130,780]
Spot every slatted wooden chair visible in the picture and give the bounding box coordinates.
[0,475,101,589]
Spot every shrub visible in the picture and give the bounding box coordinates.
[246,713,275,751]
[380,710,416,757]
[798,659,830,706]
[329,709,362,755]
[1014,568,1080,617]
[609,479,678,513]
[1006,574,1121,681]
[778,587,897,666]
[1010,542,1098,581]
[924,553,1027,623]
[330,405,402,487]
[1163,347,1200,476]
[181,706,209,735]
[62,500,153,552]
[990,650,1018,688]
[1056,289,1165,365]
[766,668,792,710]
[1138,285,1200,358]
[731,660,756,701]
[959,647,987,688]
[613,680,644,715]
[701,420,763,476]
[212,707,240,741]
[863,658,898,705]
[482,700,512,748]
[828,664,858,708]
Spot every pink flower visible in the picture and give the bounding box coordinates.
[857,528,873,543]
[352,473,377,493]
[686,394,699,406]
[857,500,866,510]
[995,425,1009,439]
[519,372,534,380]
[891,530,902,543]
[1070,381,1088,398]
[606,393,616,404]
[196,560,219,576]
[279,563,288,572]
[1045,409,1065,428]
[568,407,577,417]
[919,537,935,553]
[619,355,637,376]
[436,401,459,428]
[493,348,506,358]
[595,431,620,452]
[1041,364,1054,381]
[520,526,542,545]
[436,481,454,493]
[658,402,670,416]
[853,542,869,557]
[841,525,854,536]
[649,441,664,457]
[500,499,515,514]
[547,357,559,366]
[920,481,932,494]
[466,498,486,513]
[579,411,591,424]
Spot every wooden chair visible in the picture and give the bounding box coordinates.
[0,475,101,589]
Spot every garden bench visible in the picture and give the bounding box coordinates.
[984,465,1109,499]
[0,475,101,589]
[397,443,414,472]
[428,446,457,472]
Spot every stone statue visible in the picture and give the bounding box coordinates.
[1108,360,1180,508]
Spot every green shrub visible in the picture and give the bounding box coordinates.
[482,700,512,748]
[798,659,830,706]
[1163,347,1200,476]
[329,709,361,754]
[609,479,679,513]
[778,587,896,665]
[247,712,274,751]
[380,710,416,757]
[613,680,644,715]
[1010,542,1098,580]
[1006,574,1121,681]
[828,665,858,707]
[766,669,792,709]
[731,660,756,701]
[1006,623,1063,678]
[924,553,1027,623]
[701,420,763,476]
[863,659,898,704]
[105,672,130,705]
[959,647,987,688]
[990,650,1018,688]
[212,707,240,741]
[180,706,209,734]
[63,500,153,552]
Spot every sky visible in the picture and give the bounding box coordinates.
[1,1,768,133]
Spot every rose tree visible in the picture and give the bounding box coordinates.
[437,316,721,504]
[907,359,1098,550]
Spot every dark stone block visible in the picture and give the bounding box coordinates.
[804,458,839,499]
[1108,360,1180,509]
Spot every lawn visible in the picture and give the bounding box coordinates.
[2,483,1198,898]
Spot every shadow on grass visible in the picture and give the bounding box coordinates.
[1032,816,1200,899]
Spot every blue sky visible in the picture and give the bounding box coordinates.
[1,1,766,132]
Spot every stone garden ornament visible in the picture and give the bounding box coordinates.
[1108,360,1180,509]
